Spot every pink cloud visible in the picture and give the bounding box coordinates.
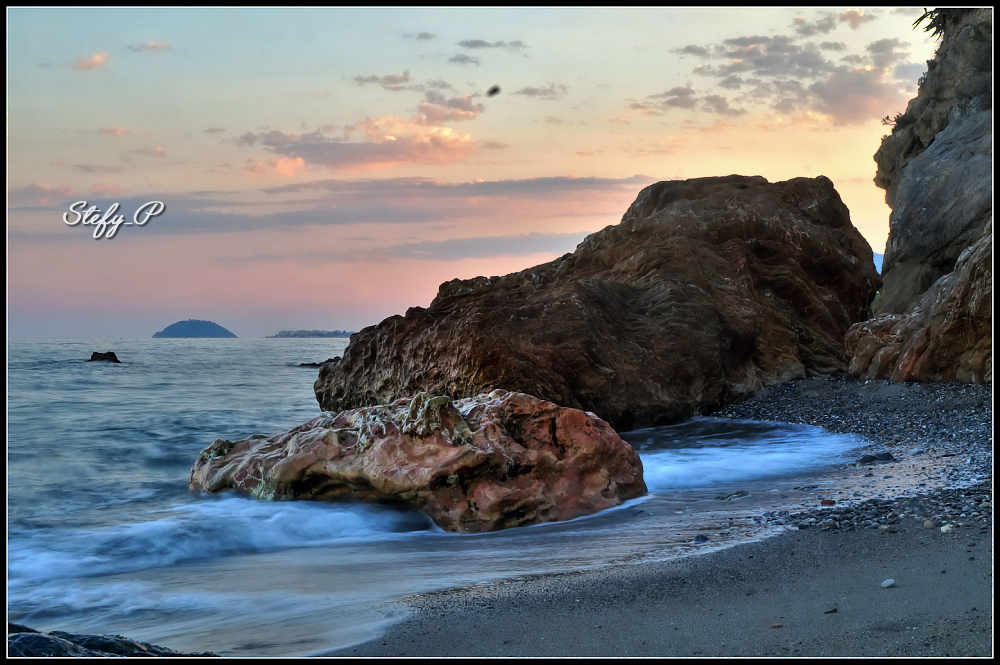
[73,51,109,71]
[89,183,126,197]
[241,117,477,172]
[840,9,877,30]
[9,183,78,206]
[243,156,307,178]
[133,145,166,158]
[97,127,131,136]
[809,66,909,125]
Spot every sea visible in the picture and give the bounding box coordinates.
[7,338,869,656]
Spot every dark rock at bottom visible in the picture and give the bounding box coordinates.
[7,623,218,657]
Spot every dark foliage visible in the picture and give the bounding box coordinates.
[913,8,975,39]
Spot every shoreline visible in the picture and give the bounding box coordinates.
[330,375,993,657]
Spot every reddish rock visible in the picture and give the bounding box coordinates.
[846,230,991,383]
[189,390,646,533]
[315,175,880,429]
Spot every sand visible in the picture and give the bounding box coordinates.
[329,376,993,658]
[332,519,991,657]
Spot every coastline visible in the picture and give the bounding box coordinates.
[330,375,993,657]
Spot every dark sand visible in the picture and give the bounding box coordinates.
[331,377,993,658]
[333,519,991,657]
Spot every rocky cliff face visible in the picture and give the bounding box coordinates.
[848,9,992,382]
[873,8,992,315]
[315,175,879,429]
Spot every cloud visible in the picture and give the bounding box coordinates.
[866,38,910,70]
[415,32,436,40]
[238,119,477,171]
[353,70,413,91]
[840,9,878,29]
[649,86,698,109]
[480,140,509,149]
[513,83,568,99]
[702,94,746,116]
[674,44,712,57]
[243,156,307,178]
[9,183,78,206]
[809,66,909,125]
[132,145,166,158]
[89,183,126,197]
[96,127,131,136]
[417,91,484,123]
[73,51,109,71]
[456,39,527,51]
[128,41,170,52]
[72,164,122,173]
[344,231,589,262]
[204,127,226,135]
[627,101,662,116]
[792,13,837,37]
[448,54,480,66]
[819,41,847,51]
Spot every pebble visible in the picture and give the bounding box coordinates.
[692,534,709,544]
[881,579,895,588]
[941,525,954,534]
[712,377,992,544]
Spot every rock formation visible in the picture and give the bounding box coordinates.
[190,390,646,533]
[7,623,218,657]
[88,351,121,363]
[315,175,880,429]
[848,8,992,382]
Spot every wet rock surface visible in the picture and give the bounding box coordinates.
[316,175,879,430]
[190,389,646,533]
[7,623,218,657]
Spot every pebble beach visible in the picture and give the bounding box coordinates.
[333,375,993,657]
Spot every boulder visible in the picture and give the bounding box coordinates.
[846,228,992,383]
[873,8,992,314]
[315,175,880,429]
[88,351,121,363]
[190,390,646,533]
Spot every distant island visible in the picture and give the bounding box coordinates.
[267,330,355,338]
[153,319,237,338]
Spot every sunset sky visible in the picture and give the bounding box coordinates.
[7,7,939,339]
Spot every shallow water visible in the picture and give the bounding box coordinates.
[7,339,868,656]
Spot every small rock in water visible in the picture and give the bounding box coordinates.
[823,608,838,614]
[820,499,836,506]
[923,520,936,529]
[88,351,121,363]
[881,579,896,588]
[771,623,784,629]
[693,534,709,544]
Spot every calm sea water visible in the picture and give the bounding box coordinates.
[7,339,866,656]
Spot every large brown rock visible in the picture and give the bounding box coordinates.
[315,175,880,429]
[189,390,646,533]
[846,226,992,383]
[873,8,992,315]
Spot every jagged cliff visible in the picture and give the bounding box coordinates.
[847,8,992,382]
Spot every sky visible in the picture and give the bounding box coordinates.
[7,7,939,339]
